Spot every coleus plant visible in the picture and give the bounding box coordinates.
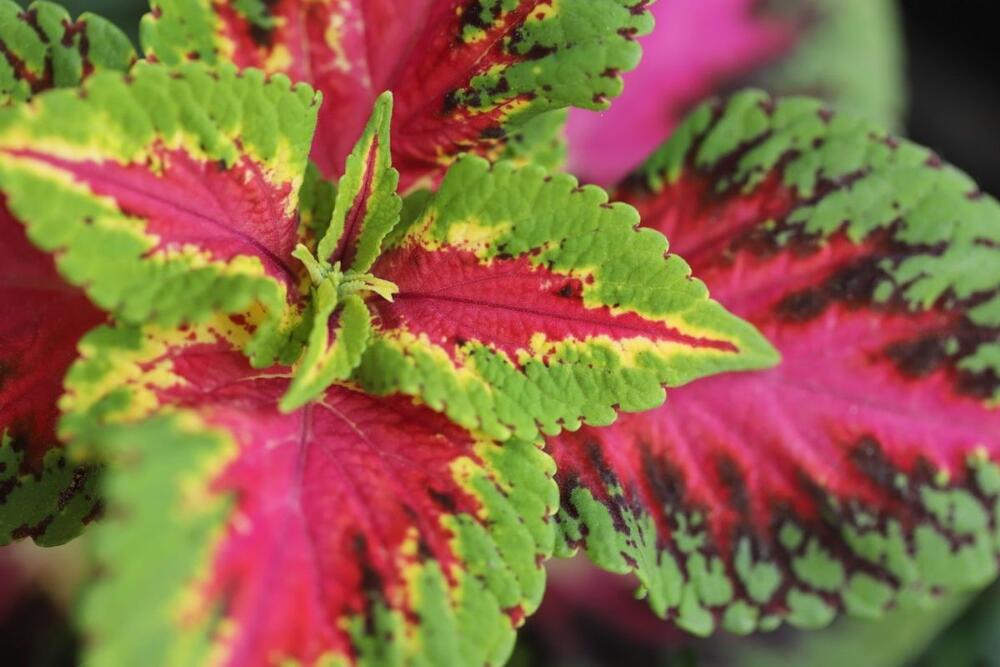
[0,3,997,667]
[566,0,905,185]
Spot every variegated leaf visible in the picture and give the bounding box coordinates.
[0,61,321,365]
[141,0,652,186]
[550,90,1000,635]
[63,321,558,667]
[356,155,778,442]
[0,0,136,106]
[566,0,904,185]
[0,4,129,544]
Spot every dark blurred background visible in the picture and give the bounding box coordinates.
[903,1,1000,197]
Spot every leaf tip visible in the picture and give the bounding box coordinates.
[278,389,306,414]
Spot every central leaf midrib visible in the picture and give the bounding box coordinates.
[393,290,734,350]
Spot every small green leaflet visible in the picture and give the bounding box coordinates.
[282,92,401,410]
[316,92,402,275]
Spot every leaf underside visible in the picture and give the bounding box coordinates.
[66,323,558,667]
[357,155,778,444]
[550,90,1000,635]
[141,0,653,185]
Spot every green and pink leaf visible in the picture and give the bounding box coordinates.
[64,322,558,666]
[357,155,778,442]
[316,91,400,275]
[0,2,133,545]
[550,91,1000,634]
[0,213,103,546]
[141,0,652,185]
[0,61,321,365]
[566,0,904,185]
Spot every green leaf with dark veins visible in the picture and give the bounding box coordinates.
[0,0,136,106]
[0,430,100,547]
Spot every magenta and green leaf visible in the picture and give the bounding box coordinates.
[280,90,777,434]
[0,60,322,366]
[354,154,778,443]
[140,0,653,186]
[62,322,558,666]
[0,1,136,545]
[551,90,1000,635]
[0,213,104,546]
[566,0,905,185]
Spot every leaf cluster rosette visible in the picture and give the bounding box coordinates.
[0,1,998,666]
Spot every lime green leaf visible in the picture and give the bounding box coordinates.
[0,0,136,106]
[280,291,371,412]
[281,93,401,408]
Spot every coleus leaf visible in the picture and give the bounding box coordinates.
[0,0,137,106]
[500,109,568,173]
[0,212,103,545]
[0,3,131,544]
[316,91,400,275]
[0,60,321,365]
[566,0,904,185]
[61,322,558,666]
[0,431,99,547]
[140,0,653,186]
[550,91,1000,635]
[356,155,779,443]
[281,91,398,410]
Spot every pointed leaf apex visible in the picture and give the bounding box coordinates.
[317,93,403,274]
[374,90,394,126]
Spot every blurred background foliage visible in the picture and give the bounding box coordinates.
[4,1,999,666]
